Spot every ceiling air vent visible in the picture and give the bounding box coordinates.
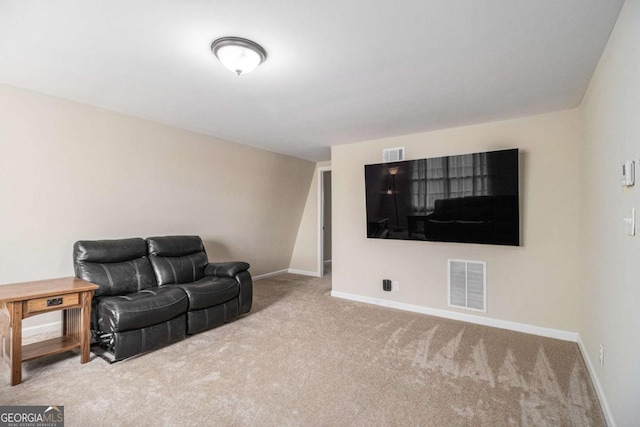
[448,260,486,312]
[382,147,405,163]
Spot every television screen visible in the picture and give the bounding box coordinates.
[364,148,520,246]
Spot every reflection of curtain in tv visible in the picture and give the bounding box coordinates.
[412,153,489,213]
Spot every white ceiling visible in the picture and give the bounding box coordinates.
[0,1,624,161]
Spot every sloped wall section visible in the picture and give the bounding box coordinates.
[0,83,315,330]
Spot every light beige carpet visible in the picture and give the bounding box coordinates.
[1,274,605,426]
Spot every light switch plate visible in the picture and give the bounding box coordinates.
[624,208,635,236]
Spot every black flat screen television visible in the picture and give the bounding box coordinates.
[365,148,520,246]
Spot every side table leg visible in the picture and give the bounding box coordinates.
[9,302,23,386]
[80,290,94,364]
[0,302,8,363]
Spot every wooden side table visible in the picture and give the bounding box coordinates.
[0,277,98,385]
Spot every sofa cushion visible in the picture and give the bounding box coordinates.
[74,238,157,297]
[168,277,239,311]
[95,287,188,333]
[147,236,208,285]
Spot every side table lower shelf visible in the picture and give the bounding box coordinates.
[22,336,81,362]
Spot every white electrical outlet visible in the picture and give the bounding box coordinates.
[392,281,400,292]
[599,344,604,366]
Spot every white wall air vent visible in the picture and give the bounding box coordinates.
[448,260,486,312]
[382,147,405,163]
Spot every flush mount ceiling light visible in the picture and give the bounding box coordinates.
[211,37,267,76]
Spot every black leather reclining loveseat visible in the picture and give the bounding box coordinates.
[73,235,252,361]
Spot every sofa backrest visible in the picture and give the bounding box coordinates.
[146,235,208,285]
[73,238,157,297]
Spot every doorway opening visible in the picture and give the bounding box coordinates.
[318,167,332,276]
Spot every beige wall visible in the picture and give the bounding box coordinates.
[331,109,582,332]
[0,84,314,329]
[289,161,331,274]
[580,0,640,425]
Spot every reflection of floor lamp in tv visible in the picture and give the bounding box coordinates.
[387,166,401,231]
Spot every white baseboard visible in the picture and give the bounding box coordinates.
[330,290,578,342]
[577,335,616,427]
[253,269,322,280]
[23,321,61,338]
[253,269,289,280]
[287,269,322,278]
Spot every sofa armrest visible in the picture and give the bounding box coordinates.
[204,261,250,278]
[205,262,253,315]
